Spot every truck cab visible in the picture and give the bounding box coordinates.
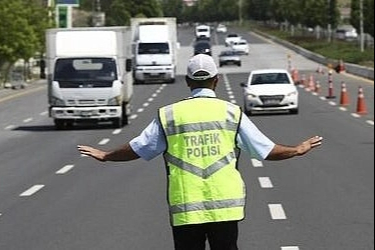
[131,18,178,84]
[46,27,133,129]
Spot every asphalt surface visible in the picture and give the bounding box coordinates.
[0,26,373,250]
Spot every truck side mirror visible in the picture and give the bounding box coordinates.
[126,59,132,72]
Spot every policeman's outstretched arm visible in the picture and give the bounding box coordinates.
[266,136,323,161]
[77,143,140,162]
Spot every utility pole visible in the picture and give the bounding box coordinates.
[359,0,365,52]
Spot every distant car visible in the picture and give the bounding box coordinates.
[216,24,227,33]
[335,27,358,41]
[241,69,299,115]
[219,50,241,67]
[195,25,211,39]
[194,41,212,56]
[225,33,241,47]
[231,39,249,55]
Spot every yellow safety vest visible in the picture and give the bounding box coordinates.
[159,97,246,227]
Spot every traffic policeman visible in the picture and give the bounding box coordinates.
[78,54,323,250]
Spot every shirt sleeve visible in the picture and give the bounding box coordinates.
[237,114,275,160]
[129,118,166,161]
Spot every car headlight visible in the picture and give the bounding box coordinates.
[51,96,65,106]
[287,91,298,97]
[108,96,122,106]
[246,93,257,99]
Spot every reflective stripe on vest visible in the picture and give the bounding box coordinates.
[159,98,246,226]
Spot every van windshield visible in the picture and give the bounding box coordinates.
[54,58,117,87]
[138,43,170,54]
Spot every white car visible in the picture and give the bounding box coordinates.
[241,69,299,115]
[231,39,249,55]
[216,24,227,33]
[225,33,241,47]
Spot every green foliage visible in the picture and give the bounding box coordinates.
[0,0,52,83]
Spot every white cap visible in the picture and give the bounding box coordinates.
[187,54,218,81]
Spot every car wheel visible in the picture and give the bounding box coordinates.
[290,108,299,115]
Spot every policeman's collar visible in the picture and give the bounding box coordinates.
[191,88,216,98]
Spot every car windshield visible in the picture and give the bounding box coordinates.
[138,43,170,54]
[54,58,117,84]
[251,73,290,85]
[228,34,238,38]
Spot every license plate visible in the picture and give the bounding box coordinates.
[264,99,280,105]
[80,111,92,117]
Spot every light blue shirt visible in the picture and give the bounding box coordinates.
[130,88,275,161]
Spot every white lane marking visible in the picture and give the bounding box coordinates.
[259,177,274,189]
[23,118,33,123]
[281,247,300,250]
[351,113,361,118]
[137,108,144,113]
[99,138,110,145]
[129,114,138,120]
[143,102,150,107]
[367,120,374,126]
[20,185,45,197]
[231,100,237,104]
[339,107,347,111]
[251,158,264,168]
[40,111,48,116]
[4,125,15,130]
[113,129,122,135]
[329,101,337,106]
[152,93,158,98]
[269,204,287,220]
[148,98,154,102]
[320,96,326,101]
[56,165,74,175]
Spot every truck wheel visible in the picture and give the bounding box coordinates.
[113,118,123,128]
[54,119,65,130]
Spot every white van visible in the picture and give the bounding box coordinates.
[196,25,211,39]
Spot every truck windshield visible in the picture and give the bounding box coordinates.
[138,43,170,55]
[54,58,117,84]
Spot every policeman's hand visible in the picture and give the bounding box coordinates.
[297,136,323,156]
[77,145,107,162]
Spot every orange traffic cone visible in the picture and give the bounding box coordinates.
[340,82,350,106]
[309,75,316,91]
[337,59,346,73]
[356,87,368,115]
[292,68,300,84]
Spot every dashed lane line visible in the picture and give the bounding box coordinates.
[98,138,110,145]
[281,247,300,250]
[19,185,45,197]
[56,165,75,175]
[251,158,264,168]
[258,177,274,189]
[269,204,287,220]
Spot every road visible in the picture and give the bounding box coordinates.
[0,26,373,250]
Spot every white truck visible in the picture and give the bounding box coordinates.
[131,17,178,84]
[46,26,133,129]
